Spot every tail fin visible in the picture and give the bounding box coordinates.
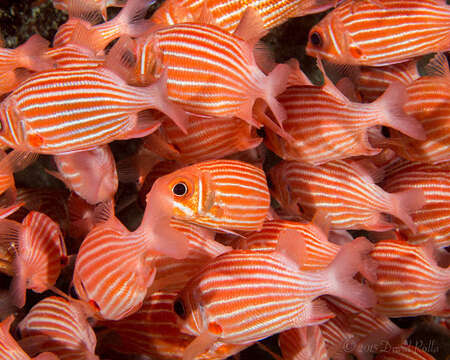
[374,82,425,140]
[16,34,53,72]
[327,237,377,310]
[389,188,425,233]
[264,63,291,127]
[114,0,151,38]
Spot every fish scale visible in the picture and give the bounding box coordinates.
[307,0,450,66]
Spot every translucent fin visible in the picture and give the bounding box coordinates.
[183,329,219,360]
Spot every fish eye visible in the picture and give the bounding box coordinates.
[174,297,186,319]
[310,31,323,47]
[172,182,188,196]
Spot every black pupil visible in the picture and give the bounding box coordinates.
[174,298,186,318]
[173,182,187,196]
[310,32,322,46]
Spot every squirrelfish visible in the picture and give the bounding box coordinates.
[132,9,291,128]
[270,159,425,232]
[45,44,105,69]
[0,66,186,154]
[279,326,328,360]
[72,184,190,320]
[53,0,126,21]
[150,0,337,33]
[18,296,99,360]
[306,0,450,66]
[371,239,450,317]
[154,159,270,233]
[48,145,118,204]
[375,344,437,360]
[263,62,424,164]
[175,234,375,360]
[0,315,58,360]
[0,211,66,308]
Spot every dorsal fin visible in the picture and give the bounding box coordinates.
[196,3,217,25]
[426,53,450,78]
[233,7,267,47]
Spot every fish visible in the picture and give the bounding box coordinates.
[0,34,54,74]
[131,8,291,128]
[153,159,270,233]
[0,69,32,96]
[0,315,58,360]
[101,291,249,360]
[371,239,450,317]
[355,60,420,102]
[72,183,191,320]
[306,0,450,66]
[270,159,425,232]
[0,211,66,308]
[53,0,127,21]
[381,161,450,248]
[318,315,357,360]
[263,60,424,164]
[142,112,262,165]
[45,44,105,69]
[18,296,99,360]
[150,0,338,33]
[242,219,342,271]
[278,326,328,360]
[381,53,450,164]
[48,145,118,204]
[0,66,187,154]
[375,344,437,360]
[175,233,376,360]
[53,0,150,52]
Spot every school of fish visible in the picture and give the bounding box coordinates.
[0,0,448,359]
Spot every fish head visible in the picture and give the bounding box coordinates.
[306,12,362,65]
[173,283,206,337]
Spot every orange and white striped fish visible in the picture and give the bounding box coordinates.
[270,160,425,232]
[53,0,150,51]
[150,0,337,33]
[263,63,424,164]
[18,296,98,360]
[175,234,375,360]
[0,69,32,96]
[277,326,328,360]
[0,211,66,308]
[72,187,190,320]
[153,159,270,233]
[0,66,187,154]
[381,161,450,248]
[375,344,437,360]
[53,0,127,21]
[45,44,105,69]
[148,219,231,292]
[0,34,54,74]
[132,9,291,128]
[101,291,249,360]
[306,0,450,66]
[242,219,341,271]
[355,60,420,102]
[382,54,450,164]
[371,239,450,317]
[48,145,118,204]
[142,113,262,165]
[318,315,356,360]
[0,315,58,360]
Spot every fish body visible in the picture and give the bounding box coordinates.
[175,235,375,359]
[53,0,126,20]
[375,344,437,360]
[278,326,328,360]
[18,296,99,360]
[50,145,118,204]
[371,239,450,317]
[264,77,424,164]
[0,66,185,154]
[46,44,105,69]
[150,0,337,33]
[270,160,424,232]
[133,18,290,127]
[0,211,66,308]
[381,161,450,248]
[154,159,270,233]
[306,0,450,66]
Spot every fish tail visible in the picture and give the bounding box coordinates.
[263,63,291,127]
[16,34,53,72]
[375,81,425,140]
[389,188,425,234]
[327,237,377,309]
[116,0,152,38]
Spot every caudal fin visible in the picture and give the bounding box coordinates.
[389,188,425,233]
[327,237,377,310]
[374,82,425,140]
[264,63,291,127]
[114,0,151,38]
